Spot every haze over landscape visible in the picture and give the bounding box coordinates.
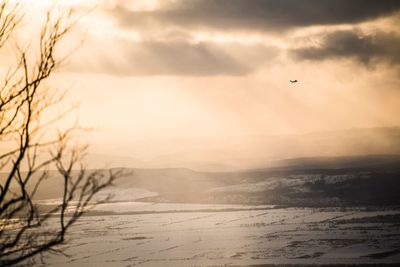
[2,1,400,266]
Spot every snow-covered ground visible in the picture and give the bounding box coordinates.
[35,202,400,266]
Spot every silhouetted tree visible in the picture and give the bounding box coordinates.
[0,2,119,265]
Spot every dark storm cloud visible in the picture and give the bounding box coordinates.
[71,39,279,76]
[291,30,400,66]
[111,0,400,31]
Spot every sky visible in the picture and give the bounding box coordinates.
[2,0,400,166]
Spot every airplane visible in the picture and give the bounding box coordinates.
[290,80,298,83]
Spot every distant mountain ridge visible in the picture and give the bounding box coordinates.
[87,127,400,171]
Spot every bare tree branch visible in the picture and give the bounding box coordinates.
[0,2,121,266]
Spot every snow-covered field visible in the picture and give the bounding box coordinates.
[36,202,400,266]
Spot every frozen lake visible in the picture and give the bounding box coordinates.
[35,202,400,266]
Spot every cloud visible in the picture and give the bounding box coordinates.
[110,0,400,32]
[291,30,400,66]
[70,38,279,76]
